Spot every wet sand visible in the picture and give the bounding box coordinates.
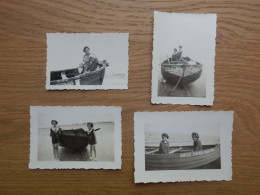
[158,69,206,97]
[38,122,114,161]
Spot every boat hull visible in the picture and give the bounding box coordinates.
[50,64,107,85]
[79,67,105,85]
[58,129,89,149]
[161,59,202,87]
[145,146,220,170]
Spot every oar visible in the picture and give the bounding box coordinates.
[172,60,187,92]
[169,147,182,154]
[94,128,101,131]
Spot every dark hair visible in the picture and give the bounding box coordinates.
[179,45,182,48]
[83,46,90,52]
[174,48,177,51]
[162,133,169,139]
[87,122,93,127]
[192,132,199,138]
[51,120,58,125]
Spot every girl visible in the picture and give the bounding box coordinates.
[87,122,97,161]
[50,120,61,161]
[159,133,169,154]
[192,132,202,151]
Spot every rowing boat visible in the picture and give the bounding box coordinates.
[161,58,203,87]
[145,145,220,170]
[50,61,108,85]
[58,128,101,149]
[58,129,89,149]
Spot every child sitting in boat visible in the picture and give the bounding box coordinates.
[192,132,202,151]
[176,45,183,60]
[79,46,99,73]
[159,133,169,154]
[171,48,178,61]
[171,45,183,61]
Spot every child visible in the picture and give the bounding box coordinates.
[50,120,61,161]
[159,133,169,154]
[192,132,202,151]
[87,122,97,161]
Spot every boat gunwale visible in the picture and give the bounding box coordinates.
[161,58,203,67]
[145,145,220,158]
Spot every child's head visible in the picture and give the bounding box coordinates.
[51,120,58,126]
[87,122,93,130]
[174,48,177,53]
[192,132,199,141]
[83,46,90,54]
[162,133,169,141]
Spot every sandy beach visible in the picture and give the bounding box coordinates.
[38,122,114,161]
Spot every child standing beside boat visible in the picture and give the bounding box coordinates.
[159,133,169,154]
[50,120,61,161]
[192,132,202,151]
[86,122,97,161]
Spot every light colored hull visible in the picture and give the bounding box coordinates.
[145,146,220,170]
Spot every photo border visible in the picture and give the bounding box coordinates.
[151,11,217,105]
[29,106,122,169]
[134,111,233,183]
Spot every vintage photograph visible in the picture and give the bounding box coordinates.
[151,12,216,105]
[29,106,122,169]
[46,33,128,90]
[134,111,233,183]
[145,124,220,171]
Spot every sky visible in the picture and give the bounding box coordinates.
[47,33,128,75]
[153,12,216,68]
[145,122,220,146]
[145,122,220,137]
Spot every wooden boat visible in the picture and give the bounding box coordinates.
[145,145,220,170]
[50,61,109,85]
[58,129,89,149]
[161,58,203,87]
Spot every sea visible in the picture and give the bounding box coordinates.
[145,132,220,147]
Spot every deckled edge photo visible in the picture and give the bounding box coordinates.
[46,33,129,90]
[151,11,217,105]
[29,106,122,169]
[134,111,233,183]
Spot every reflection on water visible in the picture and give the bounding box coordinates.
[158,69,206,97]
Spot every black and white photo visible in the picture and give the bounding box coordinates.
[151,12,216,105]
[145,124,221,171]
[46,33,128,90]
[29,106,122,169]
[134,111,233,183]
